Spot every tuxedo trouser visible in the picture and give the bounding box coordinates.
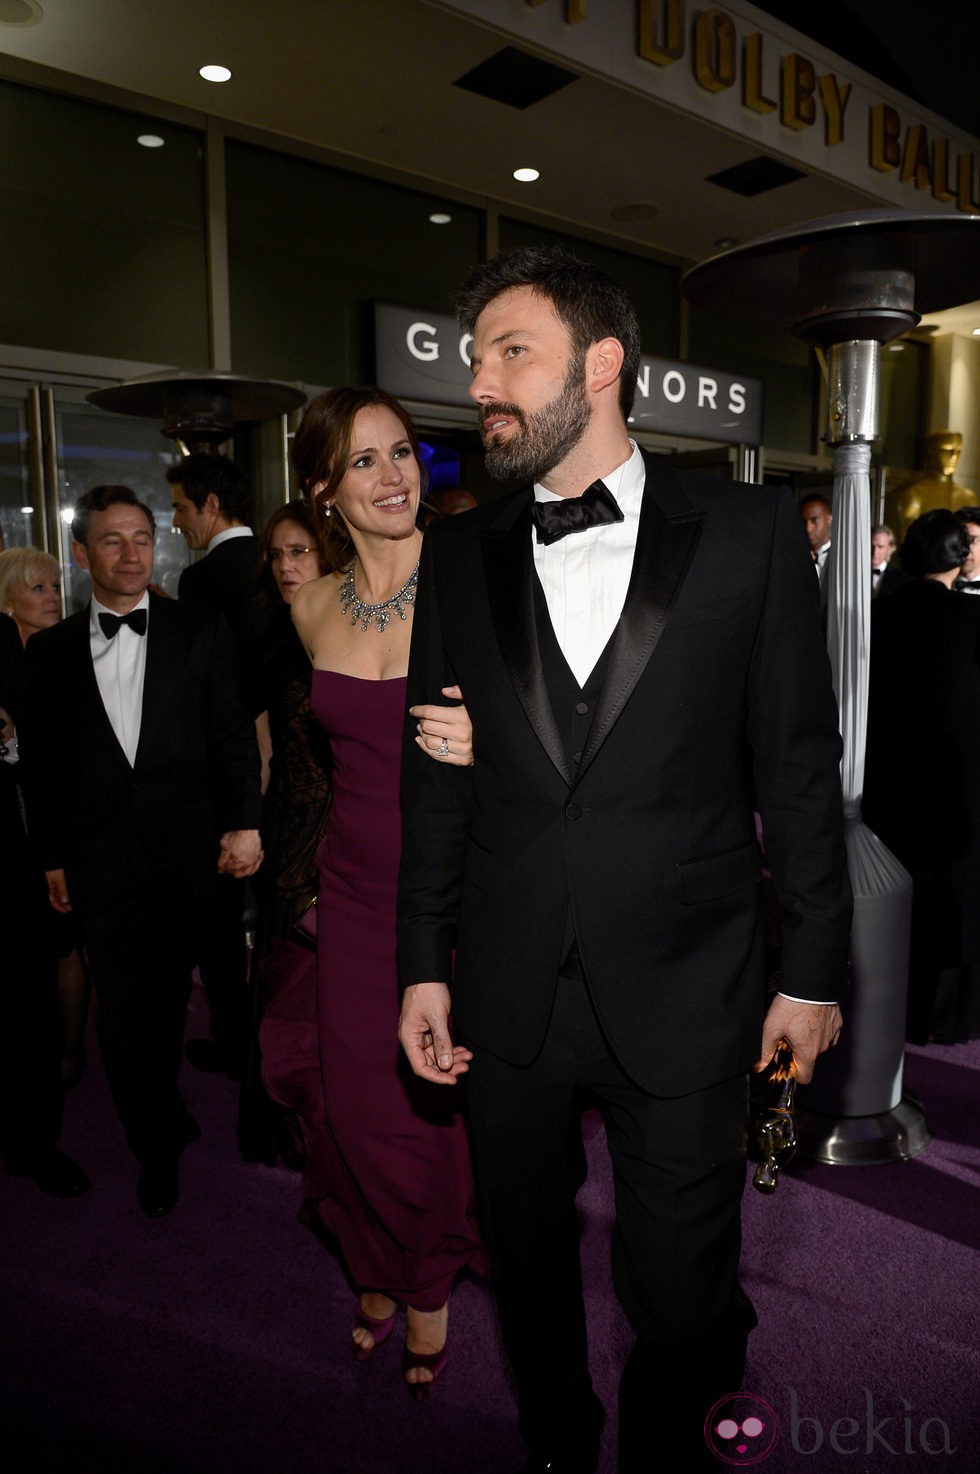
[462,969,755,1472]
[195,874,249,1066]
[82,908,196,1164]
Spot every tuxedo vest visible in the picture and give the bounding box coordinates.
[532,571,614,977]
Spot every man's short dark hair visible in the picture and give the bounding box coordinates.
[166,453,251,522]
[900,508,970,577]
[71,485,156,548]
[953,506,980,531]
[454,245,642,420]
[801,493,832,513]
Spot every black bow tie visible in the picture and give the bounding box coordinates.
[871,565,884,576]
[958,579,980,590]
[532,481,624,546]
[99,609,147,639]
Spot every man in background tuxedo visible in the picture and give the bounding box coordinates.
[20,486,262,1216]
[954,507,980,594]
[871,523,909,599]
[397,248,851,1473]
[169,453,259,1080]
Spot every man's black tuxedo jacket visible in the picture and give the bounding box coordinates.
[178,535,259,648]
[873,563,910,600]
[19,594,262,925]
[398,452,851,1097]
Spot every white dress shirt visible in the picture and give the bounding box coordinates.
[206,525,253,553]
[813,541,831,583]
[532,441,644,687]
[89,592,150,767]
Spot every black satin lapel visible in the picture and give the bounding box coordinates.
[134,599,181,766]
[481,509,572,787]
[575,497,704,784]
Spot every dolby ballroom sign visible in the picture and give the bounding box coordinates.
[375,304,764,445]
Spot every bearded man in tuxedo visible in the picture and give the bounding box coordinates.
[397,248,851,1473]
[19,485,262,1217]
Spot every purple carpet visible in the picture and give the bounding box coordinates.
[1,989,977,1474]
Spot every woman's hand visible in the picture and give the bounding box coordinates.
[411,685,473,767]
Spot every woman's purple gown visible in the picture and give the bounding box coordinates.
[306,671,484,1310]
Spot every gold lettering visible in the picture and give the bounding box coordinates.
[900,123,932,189]
[957,151,980,212]
[693,9,736,93]
[870,103,901,171]
[781,53,817,130]
[743,33,776,114]
[638,0,685,67]
[931,138,956,203]
[818,73,851,146]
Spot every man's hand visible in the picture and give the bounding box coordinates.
[45,868,71,914]
[755,995,843,1085]
[398,982,472,1086]
[217,829,264,878]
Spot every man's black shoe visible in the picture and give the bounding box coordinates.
[137,1157,179,1217]
[184,1038,243,1079]
[7,1150,92,1198]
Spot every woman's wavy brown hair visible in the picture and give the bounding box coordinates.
[291,386,428,566]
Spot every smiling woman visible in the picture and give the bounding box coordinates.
[271,385,486,1396]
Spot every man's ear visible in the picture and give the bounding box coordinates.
[71,539,90,572]
[587,336,625,397]
[204,492,222,518]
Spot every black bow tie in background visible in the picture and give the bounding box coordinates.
[958,579,980,591]
[99,609,147,639]
[532,481,624,546]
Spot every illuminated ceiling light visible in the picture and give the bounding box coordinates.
[199,64,232,83]
[429,212,452,225]
[138,134,165,148]
[20,505,33,515]
[513,167,540,182]
[60,508,75,525]
[888,342,905,352]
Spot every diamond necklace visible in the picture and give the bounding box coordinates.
[338,558,419,634]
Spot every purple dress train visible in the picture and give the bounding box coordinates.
[306,670,484,1310]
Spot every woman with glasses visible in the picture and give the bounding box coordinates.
[238,501,335,1167]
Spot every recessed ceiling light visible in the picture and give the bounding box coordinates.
[0,0,43,26]
[429,213,452,225]
[20,505,33,515]
[199,64,232,83]
[513,167,540,183]
[138,134,165,149]
[610,202,659,223]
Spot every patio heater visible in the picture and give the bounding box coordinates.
[87,370,306,452]
[683,209,980,1164]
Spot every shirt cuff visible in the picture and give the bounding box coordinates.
[777,992,838,1005]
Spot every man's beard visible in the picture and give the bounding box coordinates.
[480,353,590,484]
